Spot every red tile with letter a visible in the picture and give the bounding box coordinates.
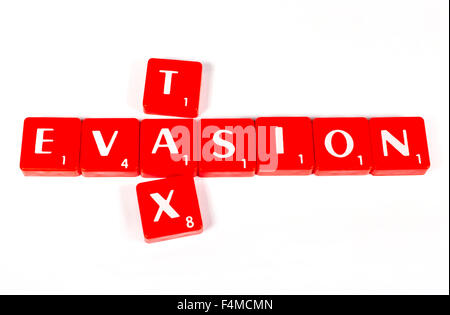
[136,177,203,243]
[140,119,197,178]
[80,118,139,177]
[199,118,256,177]
[369,117,430,175]
[143,58,202,118]
[313,117,372,175]
[256,117,314,175]
[20,117,81,176]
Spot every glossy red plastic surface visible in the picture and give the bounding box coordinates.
[143,58,202,118]
[20,117,81,176]
[136,177,203,243]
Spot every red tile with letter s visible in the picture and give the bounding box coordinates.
[20,117,81,176]
[80,118,140,177]
[140,119,198,177]
[199,118,256,177]
[369,117,430,175]
[136,176,203,243]
[313,117,372,175]
[143,58,202,118]
[256,117,314,175]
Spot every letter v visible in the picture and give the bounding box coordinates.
[92,130,118,156]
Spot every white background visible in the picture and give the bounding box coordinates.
[0,0,448,295]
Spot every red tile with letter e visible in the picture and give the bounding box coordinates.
[143,58,202,118]
[199,118,256,177]
[136,177,203,243]
[140,119,198,177]
[20,117,81,176]
[369,117,430,175]
[256,117,314,175]
[313,117,372,175]
[80,118,139,177]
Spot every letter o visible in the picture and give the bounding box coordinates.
[324,130,354,158]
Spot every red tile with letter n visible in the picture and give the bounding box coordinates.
[256,117,314,175]
[140,119,198,177]
[80,118,140,177]
[136,177,203,243]
[369,117,430,175]
[313,117,372,175]
[20,117,81,176]
[199,118,256,177]
[143,58,202,118]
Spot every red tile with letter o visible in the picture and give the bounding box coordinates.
[256,117,314,175]
[140,119,198,178]
[199,118,256,177]
[80,118,140,177]
[369,117,430,175]
[20,117,81,176]
[136,176,203,243]
[313,117,372,175]
[143,58,202,118]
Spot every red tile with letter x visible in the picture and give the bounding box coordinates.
[136,176,203,243]
[256,117,314,175]
[140,119,198,178]
[369,117,430,175]
[80,118,140,177]
[143,58,202,118]
[20,117,81,176]
[313,117,372,175]
[199,118,256,177]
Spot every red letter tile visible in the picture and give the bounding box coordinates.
[199,118,256,177]
[80,118,139,177]
[256,117,314,175]
[140,119,198,177]
[369,117,430,175]
[313,117,372,175]
[143,58,202,118]
[136,177,203,243]
[20,117,81,176]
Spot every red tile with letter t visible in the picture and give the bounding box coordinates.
[313,117,372,175]
[143,58,202,118]
[136,177,203,243]
[80,118,140,177]
[20,117,81,176]
[199,118,256,177]
[140,119,198,177]
[369,117,430,175]
[256,117,314,175]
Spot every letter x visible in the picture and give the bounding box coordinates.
[150,190,180,222]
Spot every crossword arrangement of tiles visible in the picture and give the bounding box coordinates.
[20,58,431,243]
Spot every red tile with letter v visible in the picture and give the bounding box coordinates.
[20,117,81,176]
[256,117,314,175]
[136,176,203,243]
[369,117,430,175]
[199,118,256,177]
[80,118,140,177]
[140,119,198,178]
[313,117,372,175]
[143,58,202,118]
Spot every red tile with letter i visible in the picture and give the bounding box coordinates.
[256,117,314,175]
[313,117,372,175]
[199,118,256,177]
[136,177,203,243]
[80,118,140,177]
[143,58,202,118]
[20,117,81,176]
[140,119,198,177]
[369,117,430,175]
